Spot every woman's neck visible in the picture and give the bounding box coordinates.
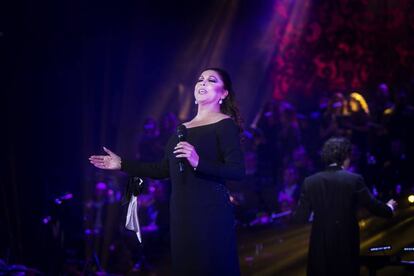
[195,104,222,120]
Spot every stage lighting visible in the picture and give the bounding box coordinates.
[369,245,392,252]
[408,194,414,204]
[349,92,370,114]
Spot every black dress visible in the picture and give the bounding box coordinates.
[293,166,393,276]
[122,118,245,275]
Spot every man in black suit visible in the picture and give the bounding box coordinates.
[293,137,397,276]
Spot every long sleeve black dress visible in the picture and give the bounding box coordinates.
[292,166,393,276]
[122,118,245,275]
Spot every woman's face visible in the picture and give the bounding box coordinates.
[194,70,228,105]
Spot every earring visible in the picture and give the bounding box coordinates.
[219,99,223,105]
[195,100,198,104]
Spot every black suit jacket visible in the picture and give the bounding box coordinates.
[293,166,393,276]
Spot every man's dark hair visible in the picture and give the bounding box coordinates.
[321,137,352,166]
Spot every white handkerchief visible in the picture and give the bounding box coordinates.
[125,178,143,242]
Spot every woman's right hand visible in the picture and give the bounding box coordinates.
[89,147,121,170]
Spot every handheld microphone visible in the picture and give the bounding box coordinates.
[176,125,187,172]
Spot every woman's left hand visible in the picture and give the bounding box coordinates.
[173,141,199,168]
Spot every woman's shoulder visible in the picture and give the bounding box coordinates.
[209,117,237,131]
[215,116,235,127]
[215,117,239,134]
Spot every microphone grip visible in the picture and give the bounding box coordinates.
[178,136,185,172]
[179,161,185,172]
[176,125,187,173]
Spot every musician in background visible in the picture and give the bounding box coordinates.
[293,137,397,276]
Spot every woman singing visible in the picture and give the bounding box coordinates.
[89,68,245,275]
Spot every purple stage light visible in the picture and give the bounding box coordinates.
[61,193,73,200]
[42,216,51,224]
[395,184,402,195]
[96,182,107,190]
[372,186,379,197]
[54,193,73,204]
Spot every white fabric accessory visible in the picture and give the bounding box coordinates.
[386,203,394,211]
[125,177,143,242]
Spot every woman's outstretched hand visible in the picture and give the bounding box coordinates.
[89,147,122,170]
[174,141,199,168]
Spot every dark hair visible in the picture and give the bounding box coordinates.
[201,67,243,133]
[321,137,351,166]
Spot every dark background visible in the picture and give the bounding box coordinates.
[3,0,414,273]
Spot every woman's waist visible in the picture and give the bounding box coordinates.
[170,188,231,206]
